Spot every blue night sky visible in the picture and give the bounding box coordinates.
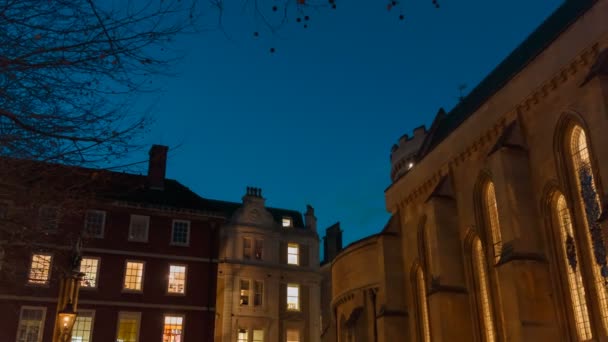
[133,0,563,250]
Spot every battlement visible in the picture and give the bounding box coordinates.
[390,125,427,181]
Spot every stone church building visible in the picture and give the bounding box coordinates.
[325,0,608,341]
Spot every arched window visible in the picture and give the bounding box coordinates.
[473,238,496,342]
[416,267,431,342]
[569,125,608,331]
[555,193,592,340]
[484,182,502,264]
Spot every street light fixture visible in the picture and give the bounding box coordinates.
[57,301,77,341]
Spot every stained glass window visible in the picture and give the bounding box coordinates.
[485,182,502,264]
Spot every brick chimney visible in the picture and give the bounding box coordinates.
[148,145,168,190]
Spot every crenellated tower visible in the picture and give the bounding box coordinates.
[390,125,427,181]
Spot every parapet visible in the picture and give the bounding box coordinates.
[390,125,427,182]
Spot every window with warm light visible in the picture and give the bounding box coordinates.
[555,194,592,340]
[168,265,186,294]
[287,243,299,265]
[116,312,140,342]
[71,310,94,342]
[254,280,264,306]
[240,279,250,306]
[484,182,502,264]
[84,210,105,238]
[171,220,190,246]
[243,238,252,259]
[286,329,300,342]
[16,306,46,342]
[254,239,264,260]
[473,238,496,342]
[162,315,183,342]
[282,217,292,227]
[123,261,144,292]
[39,205,59,231]
[128,215,149,242]
[569,125,608,331]
[79,257,100,288]
[416,267,431,342]
[253,329,264,342]
[28,253,52,285]
[287,284,300,311]
[237,328,248,342]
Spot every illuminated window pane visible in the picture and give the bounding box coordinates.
[128,215,149,242]
[237,328,248,342]
[71,310,94,342]
[240,279,250,306]
[84,210,105,238]
[254,281,264,306]
[16,307,46,342]
[79,258,100,288]
[570,126,608,332]
[167,265,186,294]
[556,194,592,340]
[171,220,190,245]
[163,315,183,342]
[485,182,502,264]
[287,284,300,311]
[282,217,292,227]
[287,243,299,265]
[286,329,300,342]
[116,312,140,342]
[473,238,496,342]
[416,268,431,342]
[123,261,144,292]
[28,254,52,285]
[253,329,264,342]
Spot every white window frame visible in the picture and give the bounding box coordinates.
[252,329,265,342]
[170,220,190,246]
[83,210,106,238]
[115,311,141,342]
[71,309,95,342]
[282,216,293,228]
[240,279,251,306]
[128,215,150,242]
[122,260,145,293]
[286,283,300,312]
[79,257,101,289]
[254,280,264,307]
[167,264,187,295]
[237,328,248,342]
[287,243,299,266]
[162,314,185,342]
[27,253,53,286]
[243,237,252,260]
[16,306,47,342]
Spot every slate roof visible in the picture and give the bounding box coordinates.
[420,0,598,157]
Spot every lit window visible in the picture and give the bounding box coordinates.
[282,217,292,227]
[287,243,299,265]
[254,280,264,306]
[286,329,300,342]
[484,182,502,264]
[171,220,190,246]
[16,306,46,342]
[253,329,264,342]
[123,261,144,292]
[473,238,496,342]
[116,312,140,342]
[128,215,149,242]
[555,194,592,340]
[416,267,431,342]
[28,253,52,285]
[79,257,100,288]
[71,310,94,342]
[254,239,264,260]
[287,284,300,311]
[237,328,248,342]
[163,315,183,342]
[243,238,252,259]
[84,210,105,238]
[570,125,608,330]
[39,206,59,231]
[240,279,250,306]
[168,265,186,294]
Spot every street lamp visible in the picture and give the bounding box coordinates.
[52,237,84,342]
[57,301,77,341]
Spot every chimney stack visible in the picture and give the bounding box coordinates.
[148,145,168,190]
[323,222,343,263]
[305,205,317,232]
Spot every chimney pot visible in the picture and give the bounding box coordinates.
[148,145,168,190]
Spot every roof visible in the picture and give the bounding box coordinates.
[420,0,597,157]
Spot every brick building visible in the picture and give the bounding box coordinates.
[0,145,224,342]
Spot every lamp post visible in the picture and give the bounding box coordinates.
[52,238,84,342]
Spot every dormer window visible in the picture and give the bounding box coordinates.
[282,217,293,228]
